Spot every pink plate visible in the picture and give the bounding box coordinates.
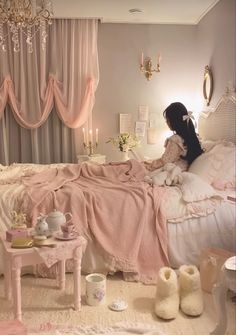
[54,232,79,241]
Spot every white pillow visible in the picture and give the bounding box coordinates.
[200,140,221,152]
[0,165,23,181]
[180,172,222,202]
[0,164,6,171]
[188,142,235,184]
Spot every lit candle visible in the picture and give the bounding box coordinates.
[82,128,86,144]
[141,52,144,66]
[89,129,93,144]
[95,128,98,143]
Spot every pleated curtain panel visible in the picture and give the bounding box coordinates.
[0,19,99,164]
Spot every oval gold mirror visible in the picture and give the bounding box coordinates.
[203,65,213,106]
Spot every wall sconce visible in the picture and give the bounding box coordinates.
[140,52,161,81]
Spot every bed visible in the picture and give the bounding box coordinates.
[0,88,235,284]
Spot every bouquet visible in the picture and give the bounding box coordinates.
[106,133,140,152]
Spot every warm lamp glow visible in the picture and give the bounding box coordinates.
[147,127,159,144]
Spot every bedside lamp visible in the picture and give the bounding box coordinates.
[147,127,158,144]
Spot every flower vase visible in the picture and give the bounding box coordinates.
[119,151,129,162]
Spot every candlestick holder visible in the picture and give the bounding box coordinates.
[83,142,98,156]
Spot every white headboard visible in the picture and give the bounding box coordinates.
[198,85,236,143]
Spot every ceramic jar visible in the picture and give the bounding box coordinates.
[46,209,72,232]
[35,216,49,236]
[85,273,106,306]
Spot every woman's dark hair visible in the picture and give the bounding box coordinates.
[163,102,203,164]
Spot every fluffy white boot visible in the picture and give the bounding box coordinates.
[179,265,204,316]
[154,267,179,320]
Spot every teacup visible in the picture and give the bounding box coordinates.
[61,223,75,238]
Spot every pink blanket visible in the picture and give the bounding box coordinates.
[21,160,169,284]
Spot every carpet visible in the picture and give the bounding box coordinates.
[29,323,167,335]
[0,273,235,335]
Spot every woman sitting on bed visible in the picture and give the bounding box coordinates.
[144,102,203,172]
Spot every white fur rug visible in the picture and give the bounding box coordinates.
[29,323,167,335]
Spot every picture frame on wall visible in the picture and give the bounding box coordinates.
[119,113,133,133]
[138,105,149,121]
[135,121,146,137]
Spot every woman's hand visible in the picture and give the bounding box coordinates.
[143,160,154,171]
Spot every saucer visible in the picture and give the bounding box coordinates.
[108,299,128,312]
[225,256,236,271]
[54,232,78,241]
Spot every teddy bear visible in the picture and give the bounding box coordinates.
[145,163,183,186]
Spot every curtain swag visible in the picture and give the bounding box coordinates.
[0,19,99,129]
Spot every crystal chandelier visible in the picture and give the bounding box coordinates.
[0,0,53,53]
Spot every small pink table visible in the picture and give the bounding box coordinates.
[0,233,87,321]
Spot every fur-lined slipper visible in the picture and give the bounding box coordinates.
[179,265,204,316]
[155,267,179,320]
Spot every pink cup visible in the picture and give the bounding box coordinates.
[61,224,75,238]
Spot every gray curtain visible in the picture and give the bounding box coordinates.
[0,104,77,164]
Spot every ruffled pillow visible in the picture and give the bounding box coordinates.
[180,172,222,202]
[188,142,235,186]
[0,164,7,171]
[200,140,221,152]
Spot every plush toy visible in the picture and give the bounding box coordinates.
[145,163,183,186]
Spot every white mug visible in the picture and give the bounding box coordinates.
[85,273,106,306]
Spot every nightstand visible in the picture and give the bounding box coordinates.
[77,154,106,164]
[0,233,87,321]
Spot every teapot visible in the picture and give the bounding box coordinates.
[46,209,72,232]
[35,215,49,236]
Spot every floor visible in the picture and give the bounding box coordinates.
[0,273,235,335]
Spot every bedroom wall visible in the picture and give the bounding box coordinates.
[196,0,236,107]
[90,0,235,162]
[92,24,200,161]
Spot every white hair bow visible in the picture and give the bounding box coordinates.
[183,111,197,127]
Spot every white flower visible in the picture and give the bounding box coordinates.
[106,133,140,152]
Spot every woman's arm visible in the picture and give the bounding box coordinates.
[143,139,184,171]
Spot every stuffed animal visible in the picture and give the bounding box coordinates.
[145,163,183,186]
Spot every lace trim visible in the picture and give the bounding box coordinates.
[35,244,159,285]
[167,198,222,223]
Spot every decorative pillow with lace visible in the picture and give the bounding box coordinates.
[188,141,236,190]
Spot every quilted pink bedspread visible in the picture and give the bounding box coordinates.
[21,160,169,284]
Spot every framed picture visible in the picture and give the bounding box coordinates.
[135,121,146,137]
[119,114,133,133]
[138,105,149,121]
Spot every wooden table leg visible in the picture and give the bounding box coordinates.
[3,250,12,301]
[58,260,65,290]
[73,247,82,311]
[12,256,22,321]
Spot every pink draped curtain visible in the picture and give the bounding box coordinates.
[0,19,99,129]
